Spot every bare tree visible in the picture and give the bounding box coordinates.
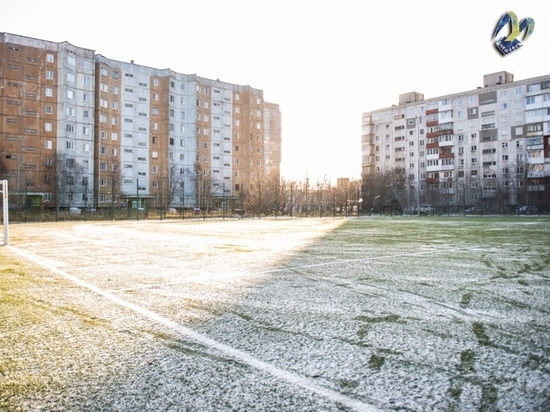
[508,160,527,208]
[55,151,85,210]
[191,162,216,212]
[166,161,184,208]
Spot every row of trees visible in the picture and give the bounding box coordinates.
[3,153,547,219]
[361,163,549,214]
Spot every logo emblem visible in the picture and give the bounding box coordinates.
[494,11,535,55]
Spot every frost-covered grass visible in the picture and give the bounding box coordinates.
[1,216,549,411]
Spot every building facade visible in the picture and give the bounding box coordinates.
[361,71,550,213]
[0,32,95,209]
[1,33,281,211]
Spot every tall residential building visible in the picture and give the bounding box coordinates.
[361,71,550,212]
[0,33,95,208]
[1,33,282,210]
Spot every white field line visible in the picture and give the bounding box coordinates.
[8,246,382,412]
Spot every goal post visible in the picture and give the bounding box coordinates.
[1,180,8,246]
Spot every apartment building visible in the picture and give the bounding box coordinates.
[0,33,95,208]
[0,33,282,210]
[361,71,550,212]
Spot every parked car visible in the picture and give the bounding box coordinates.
[516,205,538,215]
[418,204,436,215]
[402,206,418,215]
[465,207,482,214]
[68,207,81,215]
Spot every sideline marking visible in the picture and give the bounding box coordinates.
[8,246,381,412]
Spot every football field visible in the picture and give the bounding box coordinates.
[1,216,549,411]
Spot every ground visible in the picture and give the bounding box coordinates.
[1,216,549,411]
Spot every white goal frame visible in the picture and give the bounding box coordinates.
[1,180,8,246]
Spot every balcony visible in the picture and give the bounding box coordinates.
[426,142,439,149]
[426,177,439,184]
[426,120,439,127]
[439,140,454,147]
[426,108,438,115]
[439,152,455,159]
[426,132,439,138]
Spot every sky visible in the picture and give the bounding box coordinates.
[1,1,549,184]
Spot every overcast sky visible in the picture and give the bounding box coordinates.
[1,1,548,183]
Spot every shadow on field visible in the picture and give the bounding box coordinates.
[191,217,550,411]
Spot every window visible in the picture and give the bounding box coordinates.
[46,53,54,63]
[67,73,75,83]
[44,140,53,149]
[67,90,75,99]
[526,96,536,105]
[46,71,54,80]
[66,141,75,150]
[45,88,53,97]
